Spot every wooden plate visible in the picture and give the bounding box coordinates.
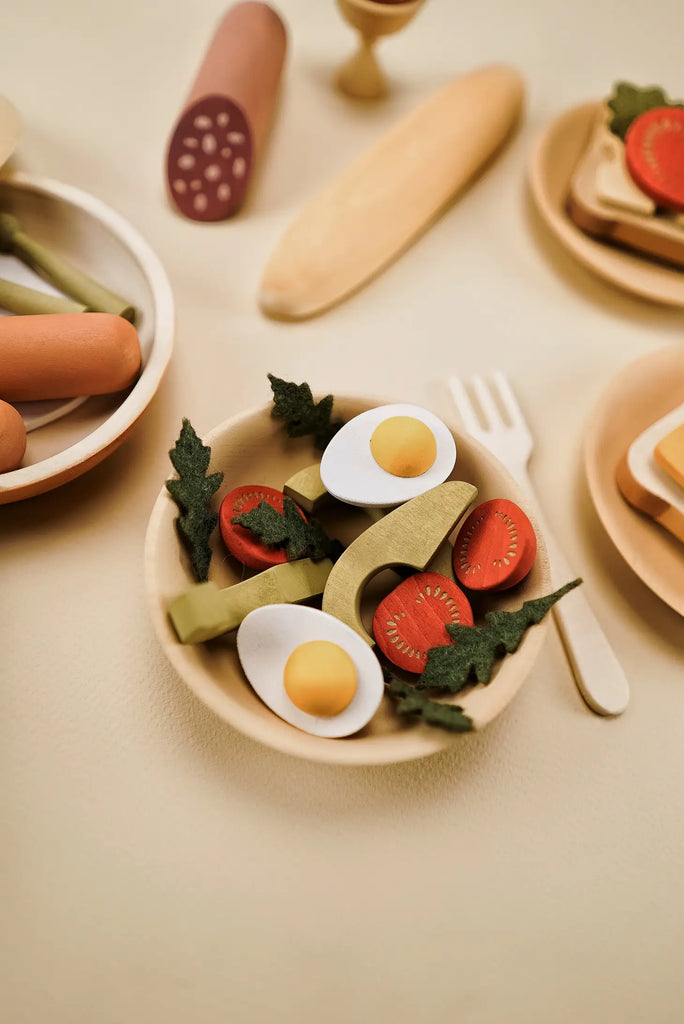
[0,171,174,503]
[144,398,552,765]
[584,345,684,616]
[528,102,684,308]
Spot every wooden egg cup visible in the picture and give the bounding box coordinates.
[335,0,426,100]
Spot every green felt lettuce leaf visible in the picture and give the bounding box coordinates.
[166,419,223,582]
[232,497,344,562]
[416,579,582,693]
[268,373,344,450]
[385,675,474,733]
[607,81,684,141]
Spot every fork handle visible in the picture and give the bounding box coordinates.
[513,466,630,716]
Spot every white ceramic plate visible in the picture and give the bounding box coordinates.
[528,102,684,308]
[584,345,684,616]
[0,172,174,503]
[144,397,552,766]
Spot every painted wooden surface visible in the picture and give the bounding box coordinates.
[259,64,524,319]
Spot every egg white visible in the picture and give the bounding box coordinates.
[236,605,385,738]
[320,403,457,507]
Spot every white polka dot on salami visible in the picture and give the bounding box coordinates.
[202,133,217,154]
[177,154,195,170]
[172,179,187,193]
[221,147,232,160]
[190,179,202,190]
[217,112,230,127]
[217,183,232,202]
[205,164,222,181]
[194,115,212,130]
[227,132,245,144]
[233,157,246,179]
[193,193,208,212]
[183,137,198,148]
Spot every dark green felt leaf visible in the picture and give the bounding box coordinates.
[416,579,582,692]
[268,373,344,450]
[166,419,223,582]
[232,497,344,562]
[607,81,684,141]
[386,676,473,733]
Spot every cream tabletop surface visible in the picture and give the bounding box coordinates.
[2,1,684,1021]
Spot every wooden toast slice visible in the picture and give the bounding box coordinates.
[567,107,684,268]
[259,65,524,320]
[616,402,684,544]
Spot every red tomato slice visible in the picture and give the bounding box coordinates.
[219,485,306,571]
[453,498,536,591]
[372,572,473,674]
[625,107,684,213]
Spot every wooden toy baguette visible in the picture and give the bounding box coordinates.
[166,1,287,221]
[259,64,524,320]
[0,313,141,401]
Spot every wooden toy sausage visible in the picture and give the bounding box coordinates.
[0,399,27,472]
[0,313,142,401]
[166,2,287,221]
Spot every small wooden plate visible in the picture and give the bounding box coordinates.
[528,102,684,308]
[584,345,684,617]
[0,172,174,503]
[144,398,552,765]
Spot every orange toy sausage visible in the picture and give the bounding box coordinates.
[0,313,142,402]
[0,399,27,472]
[166,2,287,221]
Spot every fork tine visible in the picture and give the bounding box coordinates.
[471,375,502,429]
[447,376,483,434]
[491,372,525,428]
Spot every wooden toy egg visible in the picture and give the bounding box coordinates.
[453,498,537,591]
[372,572,473,674]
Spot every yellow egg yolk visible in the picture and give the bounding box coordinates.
[283,640,358,717]
[370,416,437,478]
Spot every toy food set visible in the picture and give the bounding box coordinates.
[162,376,579,743]
[567,82,684,267]
[616,401,684,544]
[166,2,287,221]
[259,65,524,320]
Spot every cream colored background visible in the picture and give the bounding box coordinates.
[2,1,684,1021]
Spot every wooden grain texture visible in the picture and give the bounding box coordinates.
[322,480,477,644]
[259,64,524,320]
[168,558,333,644]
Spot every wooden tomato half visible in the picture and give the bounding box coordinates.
[453,498,536,591]
[372,572,473,674]
[219,484,306,571]
[625,107,684,213]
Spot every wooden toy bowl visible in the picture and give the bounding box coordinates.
[335,0,426,99]
[144,396,552,766]
[0,172,174,503]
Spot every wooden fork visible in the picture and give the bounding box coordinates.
[448,371,630,716]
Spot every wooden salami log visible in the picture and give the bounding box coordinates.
[166,2,287,221]
[0,313,141,401]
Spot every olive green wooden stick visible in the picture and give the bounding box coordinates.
[0,213,136,321]
[0,276,86,315]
